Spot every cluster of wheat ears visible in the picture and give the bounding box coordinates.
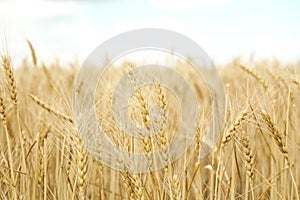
[0,42,299,199]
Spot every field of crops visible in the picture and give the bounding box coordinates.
[0,48,299,199]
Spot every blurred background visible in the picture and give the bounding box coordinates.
[1,0,300,66]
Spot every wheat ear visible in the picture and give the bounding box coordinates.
[155,84,169,163]
[1,56,18,106]
[222,108,250,147]
[291,77,300,89]
[0,89,15,186]
[260,110,289,164]
[169,174,181,200]
[261,110,300,200]
[240,131,254,181]
[239,65,268,91]
[121,171,145,200]
[136,88,153,167]
[26,39,37,66]
[73,132,88,200]
[29,94,73,123]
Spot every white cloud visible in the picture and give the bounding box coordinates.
[150,0,233,10]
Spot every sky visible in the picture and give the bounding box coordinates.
[0,0,300,66]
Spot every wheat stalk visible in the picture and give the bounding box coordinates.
[239,65,268,91]
[121,172,136,200]
[260,110,300,200]
[222,108,250,147]
[1,56,18,106]
[240,131,255,199]
[155,84,169,165]
[26,39,37,66]
[0,88,15,191]
[169,174,181,200]
[291,77,300,89]
[260,110,289,164]
[29,94,73,123]
[73,132,88,200]
[0,89,7,125]
[131,174,145,200]
[239,131,254,181]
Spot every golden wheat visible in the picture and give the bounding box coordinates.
[0,52,299,199]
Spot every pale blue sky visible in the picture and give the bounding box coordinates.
[1,0,300,65]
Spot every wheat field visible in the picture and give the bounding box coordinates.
[0,46,299,200]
